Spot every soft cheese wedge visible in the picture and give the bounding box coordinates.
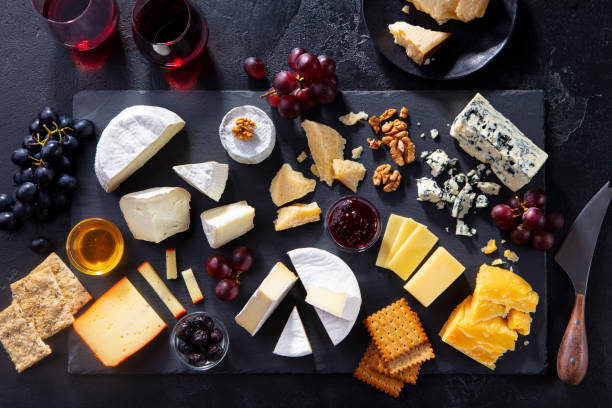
[301,120,346,186]
[73,277,166,367]
[269,163,316,207]
[172,161,228,202]
[235,262,298,336]
[95,106,185,192]
[200,201,255,249]
[332,159,366,193]
[273,307,312,357]
[388,22,451,66]
[450,93,547,191]
[273,202,321,231]
[137,262,186,318]
[119,187,191,243]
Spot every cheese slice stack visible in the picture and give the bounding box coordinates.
[235,262,298,336]
[273,307,312,357]
[388,22,451,66]
[172,161,228,202]
[73,277,166,367]
[95,106,185,192]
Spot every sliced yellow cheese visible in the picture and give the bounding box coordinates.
[332,159,366,193]
[376,214,407,267]
[166,249,177,279]
[137,262,186,318]
[387,225,437,280]
[73,277,166,367]
[301,120,346,186]
[404,246,465,307]
[473,265,539,313]
[388,22,451,66]
[181,268,203,304]
[385,218,420,268]
[304,285,353,320]
[269,163,316,207]
[507,309,532,336]
[273,202,321,231]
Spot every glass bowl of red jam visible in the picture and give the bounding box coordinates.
[325,196,381,252]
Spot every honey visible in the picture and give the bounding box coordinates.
[67,218,124,275]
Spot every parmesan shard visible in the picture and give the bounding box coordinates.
[269,164,316,207]
[332,159,366,193]
[301,120,346,186]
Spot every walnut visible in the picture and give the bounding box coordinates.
[379,108,397,122]
[400,107,408,119]
[366,137,382,149]
[373,164,402,192]
[368,115,380,134]
[380,119,413,166]
[382,119,407,137]
[232,117,257,141]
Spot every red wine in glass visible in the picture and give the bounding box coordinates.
[132,0,208,69]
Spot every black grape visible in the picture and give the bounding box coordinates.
[11,148,31,166]
[0,194,13,211]
[40,140,63,161]
[12,201,33,220]
[73,119,94,139]
[39,106,58,127]
[56,174,77,193]
[34,166,55,188]
[16,182,37,203]
[0,212,18,230]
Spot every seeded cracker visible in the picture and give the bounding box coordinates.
[10,266,74,339]
[0,303,51,372]
[33,252,92,315]
[366,343,421,385]
[354,343,403,398]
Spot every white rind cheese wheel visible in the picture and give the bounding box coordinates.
[219,105,276,164]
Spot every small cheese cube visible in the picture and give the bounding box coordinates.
[200,201,255,249]
[181,268,203,304]
[387,225,438,280]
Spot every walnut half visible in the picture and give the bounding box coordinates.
[373,164,402,192]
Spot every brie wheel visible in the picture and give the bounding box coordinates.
[219,105,276,164]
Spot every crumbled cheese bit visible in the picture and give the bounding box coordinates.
[480,239,497,254]
[436,201,445,210]
[417,122,421,127]
[491,258,503,265]
[420,150,429,158]
[420,132,425,138]
[446,123,450,127]
[296,151,308,163]
[445,227,449,233]
[338,111,369,126]
[351,146,364,160]
[310,164,319,178]
[501,239,506,244]
[430,129,439,140]
[423,58,431,66]
[524,340,530,346]
[504,249,519,262]
[455,219,475,237]
[401,5,410,14]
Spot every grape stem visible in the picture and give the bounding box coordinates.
[260,89,277,99]
[511,195,529,217]
[42,122,73,143]
[232,270,244,285]
[29,156,45,167]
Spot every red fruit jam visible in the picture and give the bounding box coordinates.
[326,196,380,251]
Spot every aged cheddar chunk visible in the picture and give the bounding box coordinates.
[301,120,346,186]
[137,262,186,318]
[469,295,508,323]
[73,277,166,367]
[507,309,532,336]
[332,159,366,193]
[269,163,316,207]
[386,225,438,280]
[403,247,465,307]
[388,22,451,66]
[273,202,321,231]
[473,265,539,313]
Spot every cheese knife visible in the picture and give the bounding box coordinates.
[555,181,612,385]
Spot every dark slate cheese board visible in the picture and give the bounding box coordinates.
[69,90,546,375]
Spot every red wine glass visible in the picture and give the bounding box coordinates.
[30,0,119,51]
[131,0,208,69]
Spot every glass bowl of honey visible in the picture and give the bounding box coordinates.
[66,218,124,275]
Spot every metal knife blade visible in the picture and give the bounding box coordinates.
[555,181,612,295]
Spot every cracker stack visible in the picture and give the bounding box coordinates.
[0,253,91,372]
[354,298,434,397]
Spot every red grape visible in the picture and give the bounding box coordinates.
[273,71,298,95]
[243,57,266,79]
[295,53,320,79]
[497,217,518,231]
[510,224,531,245]
[216,279,239,301]
[288,47,307,71]
[522,207,546,231]
[311,78,337,104]
[295,87,317,112]
[532,230,554,251]
[206,254,233,280]
[507,195,522,210]
[265,88,280,108]
[544,210,564,231]
[317,55,336,78]
[327,74,338,88]
[277,94,301,119]
[523,188,546,208]
[491,204,513,224]
[231,246,254,272]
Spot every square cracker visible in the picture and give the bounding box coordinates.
[33,253,92,315]
[366,344,422,384]
[354,343,403,398]
[0,303,52,372]
[364,298,429,362]
[10,266,74,339]
[386,342,435,375]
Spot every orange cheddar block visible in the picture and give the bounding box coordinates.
[507,309,532,336]
[181,268,204,304]
[473,265,539,313]
[138,262,186,318]
[73,277,166,367]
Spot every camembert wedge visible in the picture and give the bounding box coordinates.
[301,120,346,186]
[273,202,321,231]
[332,159,366,193]
[269,164,316,207]
[388,21,451,66]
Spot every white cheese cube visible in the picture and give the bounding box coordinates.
[200,201,255,249]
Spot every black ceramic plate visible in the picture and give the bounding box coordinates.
[363,0,517,79]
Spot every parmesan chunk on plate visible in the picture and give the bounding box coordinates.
[388,21,451,66]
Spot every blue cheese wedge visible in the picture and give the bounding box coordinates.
[417,177,444,203]
[450,93,548,192]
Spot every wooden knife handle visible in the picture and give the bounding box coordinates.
[557,294,588,385]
